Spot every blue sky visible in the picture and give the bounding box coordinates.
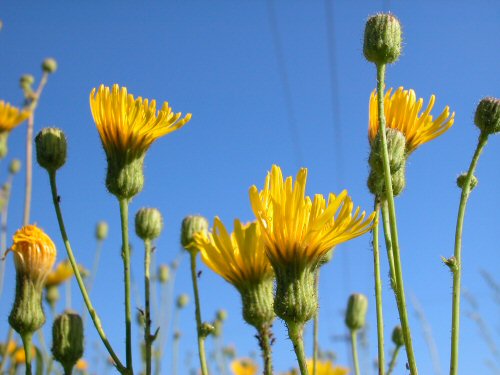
[0,1,499,374]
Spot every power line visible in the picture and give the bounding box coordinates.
[266,0,304,168]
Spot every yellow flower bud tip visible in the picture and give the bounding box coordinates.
[363,13,402,65]
[135,207,163,241]
[158,264,170,283]
[391,325,405,347]
[0,100,30,133]
[95,221,109,241]
[216,309,228,321]
[52,310,84,371]
[475,97,500,135]
[35,127,67,172]
[9,159,21,174]
[42,58,58,74]
[230,358,258,375]
[8,225,56,284]
[456,173,478,191]
[345,293,368,331]
[176,294,189,309]
[76,359,88,371]
[180,215,209,251]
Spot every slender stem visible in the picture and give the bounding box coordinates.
[449,133,488,375]
[189,251,209,375]
[21,332,33,375]
[350,331,361,375]
[87,239,104,294]
[258,324,273,375]
[288,322,309,375]
[36,330,49,374]
[312,272,319,375]
[386,346,401,375]
[48,171,127,374]
[372,201,385,375]
[0,328,14,372]
[376,63,418,374]
[144,239,153,375]
[118,198,133,372]
[23,114,34,226]
[172,308,181,375]
[380,202,396,290]
[0,173,13,300]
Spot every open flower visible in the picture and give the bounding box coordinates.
[369,87,455,154]
[0,101,30,133]
[249,165,375,268]
[45,260,74,287]
[231,358,258,375]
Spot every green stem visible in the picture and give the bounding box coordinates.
[0,328,14,372]
[0,174,13,300]
[23,114,34,226]
[312,273,319,375]
[87,239,104,294]
[288,322,309,375]
[386,346,401,375]
[350,331,361,375]
[189,251,209,375]
[380,201,396,290]
[449,133,488,375]
[172,333,180,375]
[119,198,133,372]
[376,63,418,375]
[48,171,127,374]
[258,324,273,375]
[372,201,385,375]
[21,332,33,375]
[144,239,153,375]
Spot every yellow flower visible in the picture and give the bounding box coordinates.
[249,165,375,267]
[307,359,349,375]
[231,358,258,375]
[8,225,57,285]
[0,101,30,133]
[369,87,455,154]
[45,260,74,287]
[194,217,273,288]
[13,346,36,365]
[76,358,88,371]
[89,84,191,158]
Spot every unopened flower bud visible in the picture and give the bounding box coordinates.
[364,13,402,65]
[158,264,170,284]
[176,294,189,309]
[95,221,108,241]
[52,311,84,373]
[241,279,275,328]
[456,173,478,191]
[181,215,208,251]
[475,97,500,135]
[35,128,67,173]
[345,293,368,331]
[135,208,163,241]
[391,325,404,347]
[20,75,35,90]
[136,311,145,327]
[42,58,58,74]
[9,159,21,174]
[200,322,215,338]
[45,285,60,310]
[223,345,236,359]
[216,309,228,322]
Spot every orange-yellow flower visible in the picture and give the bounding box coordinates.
[230,358,258,375]
[45,260,74,287]
[8,225,56,286]
[0,101,30,133]
[369,87,455,154]
[307,359,349,375]
[249,165,375,267]
[89,84,191,158]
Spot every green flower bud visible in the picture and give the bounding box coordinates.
[106,154,144,199]
[95,221,108,241]
[216,309,228,322]
[135,208,163,241]
[240,279,275,328]
[158,264,170,284]
[0,132,10,160]
[35,127,67,172]
[176,294,189,309]
[45,285,60,310]
[223,345,236,359]
[391,325,404,347]
[42,58,58,74]
[9,159,21,174]
[213,319,223,338]
[181,215,209,251]
[52,311,84,374]
[345,293,368,331]
[456,173,478,191]
[364,13,402,65]
[475,97,500,135]
[20,74,35,90]
[200,322,215,338]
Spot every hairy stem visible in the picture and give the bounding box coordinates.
[288,322,309,375]
[372,201,385,375]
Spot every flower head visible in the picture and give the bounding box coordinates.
[230,358,258,375]
[45,260,74,287]
[0,101,30,133]
[306,359,349,375]
[8,225,56,285]
[249,165,375,268]
[194,217,273,289]
[76,359,88,371]
[90,84,191,159]
[369,87,455,154]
